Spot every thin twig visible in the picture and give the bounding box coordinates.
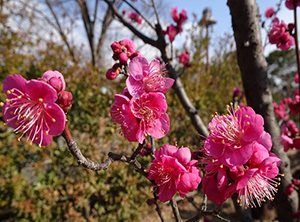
[154,192,164,222]
[123,0,155,30]
[170,197,183,222]
[62,123,148,177]
[151,0,161,26]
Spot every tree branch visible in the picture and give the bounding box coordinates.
[62,123,148,177]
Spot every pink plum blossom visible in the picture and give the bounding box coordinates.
[2,74,66,146]
[126,56,174,98]
[128,11,143,24]
[178,52,190,66]
[110,92,170,143]
[285,0,300,9]
[236,156,280,208]
[110,39,136,63]
[164,24,178,42]
[265,7,275,18]
[204,106,264,166]
[147,145,201,202]
[268,18,295,50]
[233,87,242,97]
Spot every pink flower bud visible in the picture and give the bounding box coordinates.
[57,91,73,113]
[292,178,300,186]
[49,77,63,93]
[119,52,128,63]
[129,51,142,60]
[106,68,119,80]
[285,184,294,196]
[295,73,299,83]
[111,42,122,53]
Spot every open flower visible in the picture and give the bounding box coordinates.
[2,74,66,146]
[204,106,264,166]
[147,145,201,202]
[126,56,174,99]
[268,18,295,50]
[110,92,170,143]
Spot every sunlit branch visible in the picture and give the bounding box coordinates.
[62,123,148,177]
[169,197,183,222]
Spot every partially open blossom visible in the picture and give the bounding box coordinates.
[42,70,66,93]
[163,7,188,42]
[288,95,300,114]
[128,11,143,24]
[126,56,174,98]
[110,92,170,143]
[285,0,300,10]
[178,52,190,66]
[265,7,275,18]
[148,145,201,202]
[204,105,264,166]
[2,74,66,146]
[268,18,295,50]
[233,87,242,97]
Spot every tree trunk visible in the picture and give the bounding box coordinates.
[227,0,299,221]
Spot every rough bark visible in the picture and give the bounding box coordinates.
[227,0,299,221]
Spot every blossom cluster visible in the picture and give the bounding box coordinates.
[197,105,281,208]
[2,71,72,147]
[106,39,141,80]
[268,18,295,50]
[147,145,201,203]
[109,40,174,143]
[163,7,188,42]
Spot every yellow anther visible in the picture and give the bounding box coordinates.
[220,165,223,168]
[46,131,49,135]
[39,98,43,102]
[7,90,11,94]
[245,115,249,118]
[247,122,250,125]
[17,96,22,99]
[52,118,56,122]
[0,102,3,107]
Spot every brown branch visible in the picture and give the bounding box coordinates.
[76,0,95,65]
[227,0,299,221]
[62,123,148,177]
[104,0,158,47]
[170,197,183,222]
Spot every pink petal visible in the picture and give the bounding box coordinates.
[175,147,191,166]
[236,169,257,190]
[223,143,253,166]
[128,56,149,81]
[42,70,66,91]
[204,137,225,158]
[126,76,144,98]
[25,80,57,103]
[159,182,177,203]
[3,74,26,97]
[45,103,66,135]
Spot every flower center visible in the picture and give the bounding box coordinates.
[4,88,54,146]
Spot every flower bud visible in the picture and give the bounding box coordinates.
[111,42,122,53]
[57,91,73,113]
[285,184,294,196]
[119,52,129,63]
[49,77,63,93]
[106,68,119,80]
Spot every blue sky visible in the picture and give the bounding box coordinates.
[165,0,296,55]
